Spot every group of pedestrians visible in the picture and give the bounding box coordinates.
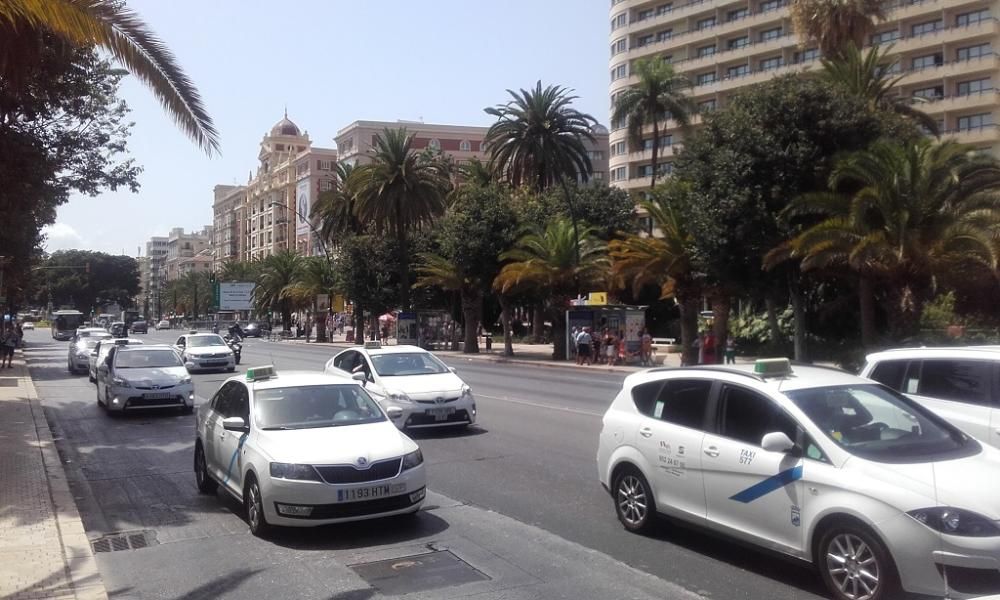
[573,326,656,366]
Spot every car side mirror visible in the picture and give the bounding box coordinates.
[386,406,403,420]
[761,431,796,453]
[351,372,367,384]
[222,416,249,433]
[448,366,457,374]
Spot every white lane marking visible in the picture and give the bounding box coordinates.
[476,393,604,417]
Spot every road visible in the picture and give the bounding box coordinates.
[23,328,828,599]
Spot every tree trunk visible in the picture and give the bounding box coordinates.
[886,284,924,341]
[677,290,699,367]
[859,275,876,348]
[354,305,364,345]
[765,296,783,346]
[314,298,327,342]
[789,277,807,362]
[397,217,410,310]
[532,305,544,343]
[462,290,480,354]
[650,120,659,189]
[711,294,731,365]
[500,294,514,357]
[549,305,566,360]
[281,301,291,332]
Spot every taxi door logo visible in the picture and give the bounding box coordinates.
[791,505,801,527]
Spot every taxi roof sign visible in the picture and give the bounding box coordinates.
[364,341,382,349]
[246,365,276,382]
[754,358,792,378]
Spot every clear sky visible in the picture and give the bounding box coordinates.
[45,0,610,256]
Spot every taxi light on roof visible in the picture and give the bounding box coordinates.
[364,341,382,349]
[246,365,276,382]
[754,358,792,377]
[113,338,130,345]
[189,330,198,335]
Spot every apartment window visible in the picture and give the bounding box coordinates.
[957,43,992,61]
[638,8,654,20]
[656,29,673,42]
[641,135,673,150]
[957,78,991,96]
[698,98,718,112]
[611,141,626,155]
[794,47,819,63]
[588,150,605,160]
[727,7,749,21]
[911,53,943,69]
[727,36,749,50]
[274,144,284,151]
[957,113,993,130]
[637,34,655,47]
[759,27,782,41]
[760,56,783,70]
[696,71,718,85]
[662,53,674,63]
[319,180,334,192]
[878,60,902,74]
[459,140,471,152]
[871,30,901,44]
[611,64,628,80]
[611,167,627,181]
[911,20,942,36]
[594,171,605,181]
[428,139,441,150]
[656,3,673,15]
[696,16,716,30]
[611,38,627,54]
[612,13,627,29]
[759,0,782,11]
[696,44,717,57]
[727,64,750,78]
[637,164,654,177]
[956,9,990,26]
[913,85,944,99]
[317,160,334,171]
[479,141,487,152]
[611,117,626,130]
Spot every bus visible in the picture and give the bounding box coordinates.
[51,310,85,341]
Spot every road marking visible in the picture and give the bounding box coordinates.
[476,393,604,417]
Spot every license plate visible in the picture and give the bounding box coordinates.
[143,392,170,400]
[427,407,455,420]
[337,483,406,503]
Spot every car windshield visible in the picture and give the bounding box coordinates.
[370,352,449,376]
[116,349,182,369]
[188,335,226,347]
[254,385,385,429]
[80,337,108,349]
[785,384,976,462]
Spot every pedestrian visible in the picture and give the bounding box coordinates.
[576,327,593,365]
[640,328,653,366]
[570,327,579,362]
[703,330,717,365]
[725,337,737,364]
[1,324,16,368]
[617,330,626,365]
[604,329,616,365]
[14,321,23,349]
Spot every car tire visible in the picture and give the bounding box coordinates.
[194,442,217,494]
[181,404,194,415]
[612,466,656,534]
[817,520,899,600]
[88,372,96,384]
[244,475,271,537]
[227,366,236,373]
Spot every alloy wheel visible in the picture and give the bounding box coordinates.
[616,474,648,528]
[247,481,263,532]
[825,532,880,600]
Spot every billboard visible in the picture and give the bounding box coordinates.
[296,179,310,236]
[219,282,255,311]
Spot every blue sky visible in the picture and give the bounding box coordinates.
[46,0,610,256]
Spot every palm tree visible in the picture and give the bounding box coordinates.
[457,157,496,189]
[818,43,940,135]
[414,253,480,353]
[176,271,211,319]
[494,219,608,360]
[281,257,336,342]
[352,128,451,310]
[789,0,886,58]
[218,260,258,283]
[312,162,362,243]
[772,138,1000,341]
[254,251,304,331]
[0,0,219,154]
[609,189,700,365]
[611,57,695,189]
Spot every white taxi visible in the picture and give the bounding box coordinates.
[325,343,476,430]
[194,366,426,536]
[174,332,235,373]
[597,359,1000,600]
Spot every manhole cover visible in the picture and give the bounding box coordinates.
[350,550,489,595]
[0,378,17,387]
[90,530,158,553]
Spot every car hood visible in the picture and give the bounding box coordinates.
[381,372,464,396]
[254,420,415,465]
[847,446,1000,518]
[117,366,188,385]
[185,345,231,355]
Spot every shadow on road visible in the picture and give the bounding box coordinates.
[268,510,449,551]
[407,425,488,440]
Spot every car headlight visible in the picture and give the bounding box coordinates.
[387,391,413,404]
[111,376,128,386]
[180,376,192,385]
[401,449,423,471]
[461,384,473,400]
[907,507,1000,537]
[269,462,322,481]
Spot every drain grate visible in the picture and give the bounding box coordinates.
[90,530,158,553]
[0,378,17,387]
[350,550,489,595]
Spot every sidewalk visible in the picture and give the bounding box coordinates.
[0,352,107,600]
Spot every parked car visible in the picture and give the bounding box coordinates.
[130,320,148,334]
[156,320,171,330]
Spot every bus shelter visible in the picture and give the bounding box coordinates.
[565,305,647,361]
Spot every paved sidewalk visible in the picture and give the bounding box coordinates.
[0,352,107,600]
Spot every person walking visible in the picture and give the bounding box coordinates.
[1,325,17,368]
[576,327,593,365]
[640,328,653,366]
[725,337,737,364]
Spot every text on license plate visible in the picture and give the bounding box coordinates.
[427,407,455,420]
[337,483,406,503]
[143,392,170,400]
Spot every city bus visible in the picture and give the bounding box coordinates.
[51,310,85,341]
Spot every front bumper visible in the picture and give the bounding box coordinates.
[106,383,195,412]
[260,464,426,526]
[71,354,90,371]
[184,354,235,371]
[385,394,477,430]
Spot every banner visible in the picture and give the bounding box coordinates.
[219,282,255,311]
[296,179,311,236]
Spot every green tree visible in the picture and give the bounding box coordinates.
[217,260,258,283]
[177,271,211,319]
[352,128,450,310]
[335,233,401,343]
[254,251,304,331]
[776,138,1000,340]
[36,250,139,313]
[312,162,361,243]
[611,56,695,188]
[281,257,337,342]
[0,0,218,153]
[494,219,608,360]
[788,0,886,58]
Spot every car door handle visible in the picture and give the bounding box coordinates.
[639,427,653,438]
[704,446,720,458]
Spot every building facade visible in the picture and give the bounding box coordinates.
[212,184,245,271]
[164,226,213,282]
[143,236,168,318]
[608,0,999,191]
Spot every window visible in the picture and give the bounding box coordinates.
[696,71,717,85]
[638,8,654,20]
[479,141,487,152]
[588,150,605,160]
[913,85,944,99]
[911,19,942,36]
[698,98,718,112]
[869,360,910,390]
[210,382,239,416]
[428,139,440,150]
[594,171,605,181]
[958,112,993,130]
[957,43,992,61]
[759,0,782,11]
[956,9,990,26]
[760,56,783,70]
[696,44,717,57]
[727,7,748,21]
[727,64,750,78]
[611,12,627,29]
[918,360,994,405]
[611,141,626,155]
[911,53,943,69]
[794,47,819,63]
[727,36,749,50]
[319,180,333,192]
[611,64,628,80]
[459,140,471,152]
[643,135,673,149]
[637,164,654,177]
[871,30,901,44]
[696,16,716,30]
[612,38,627,54]
[656,29,673,42]
[658,379,713,429]
[656,3,673,15]
[637,34,655,47]
[317,160,334,171]
[720,385,798,446]
[611,166,627,181]
[760,27,782,41]
[957,78,991,96]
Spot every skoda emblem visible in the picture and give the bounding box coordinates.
[357,457,367,466]
[150,384,160,390]
[435,397,445,404]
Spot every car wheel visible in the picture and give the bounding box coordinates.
[181,404,194,415]
[89,371,96,384]
[244,476,271,537]
[194,442,217,494]
[227,366,236,372]
[612,466,655,534]
[817,521,899,600]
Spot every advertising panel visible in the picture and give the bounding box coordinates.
[219,282,255,311]
[296,179,311,236]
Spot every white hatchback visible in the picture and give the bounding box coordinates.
[194,366,426,536]
[325,344,476,430]
[597,359,1000,600]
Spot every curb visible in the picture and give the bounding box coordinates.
[22,361,109,600]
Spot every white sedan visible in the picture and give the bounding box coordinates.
[194,366,426,536]
[325,343,476,430]
[174,333,235,373]
[597,358,1000,600]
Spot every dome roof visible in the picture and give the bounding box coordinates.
[270,113,301,137]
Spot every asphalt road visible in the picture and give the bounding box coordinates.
[23,328,829,600]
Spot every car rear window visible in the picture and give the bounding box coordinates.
[631,378,712,430]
